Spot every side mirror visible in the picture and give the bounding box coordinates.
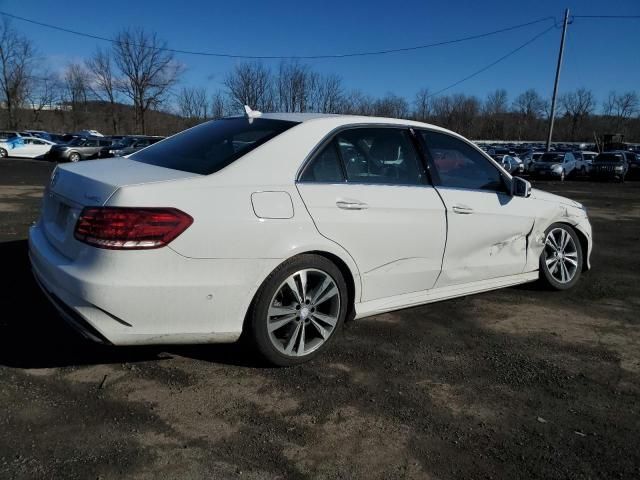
[511,176,531,198]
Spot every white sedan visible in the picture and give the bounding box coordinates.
[29,112,593,366]
[0,136,56,159]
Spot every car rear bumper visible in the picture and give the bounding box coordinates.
[29,221,279,345]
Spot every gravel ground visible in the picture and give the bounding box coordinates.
[0,158,639,479]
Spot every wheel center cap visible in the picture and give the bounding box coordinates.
[300,307,310,319]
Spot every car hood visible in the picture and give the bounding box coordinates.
[531,188,581,208]
[535,162,561,169]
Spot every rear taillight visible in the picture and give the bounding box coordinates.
[74,207,193,250]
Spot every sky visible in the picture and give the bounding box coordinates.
[1,0,638,109]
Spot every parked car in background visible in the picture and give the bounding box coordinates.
[46,136,114,162]
[0,131,21,142]
[0,137,24,157]
[0,136,56,159]
[627,152,640,178]
[28,112,592,366]
[501,155,524,174]
[100,136,164,158]
[522,151,544,172]
[530,151,577,181]
[590,151,630,182]
[573,151,598,175]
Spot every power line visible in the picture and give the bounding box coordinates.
[572,15,640,19]
[0,10,556,59]
[427,24,556,99]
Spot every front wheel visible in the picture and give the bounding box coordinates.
[0,148,7,158]
[248,254,348,366]
[69,152,81,162]
[559,169,565,182]
[539,223,583,290]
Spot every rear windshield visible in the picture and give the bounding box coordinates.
[595,153,624,163]
[540,153,564,162]
[131,118,298,175]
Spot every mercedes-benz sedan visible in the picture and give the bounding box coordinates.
[29,112,593,366]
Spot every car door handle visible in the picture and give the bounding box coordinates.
[336,200,368,210]
[452,205,474,215]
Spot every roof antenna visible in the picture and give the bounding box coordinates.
[244,105,262,119]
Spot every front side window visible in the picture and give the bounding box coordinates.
[299,142,345,183]
[334,128,424,185]
[420,131,506,192]
[131,118,298,175]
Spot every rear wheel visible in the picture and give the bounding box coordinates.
[0,148,7,158]
[539,223,583,290]
[248,254,348,366]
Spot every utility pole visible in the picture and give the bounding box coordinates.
[546,8,570,152]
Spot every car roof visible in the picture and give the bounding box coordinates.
[227,112,456,134]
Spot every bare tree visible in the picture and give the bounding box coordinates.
[373,93,409,119]
[224,61,273,112]
[413,88,432,121]
[559,88,596,140]
[210,91,226,119]
[483,89,508,139]
[309,74,343,113]
[63,62,91,130]
[512,89,546,140]
[113,28,183,134]
[276,61,315,112]
[603,91,639,132]
[176,86,209,126]
[25,73,62,127]
[0,17,35,129]
[86,47,120,133]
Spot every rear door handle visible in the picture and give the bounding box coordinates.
[336,200,368,210]
[452,204,474,215]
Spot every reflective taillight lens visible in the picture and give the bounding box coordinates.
[74,207,193,250]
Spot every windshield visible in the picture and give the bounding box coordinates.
[540,153,563,163]
[67,137,88,146]
[595,153,624,163]
[131,118,298,175]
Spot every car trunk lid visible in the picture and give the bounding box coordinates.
[41,159,200,259]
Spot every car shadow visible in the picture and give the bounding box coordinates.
[0,239,264,369]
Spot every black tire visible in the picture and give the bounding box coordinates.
[0,148,7,158]
[539,223,583,290]
[248,254,348,366]
[69,152,81,162]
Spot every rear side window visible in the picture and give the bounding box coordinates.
[335,128,424,185]
[131,118,298,175]
[299,142,345,183]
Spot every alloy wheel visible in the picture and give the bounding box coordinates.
[544,228,579,284]
[267,268,340,357]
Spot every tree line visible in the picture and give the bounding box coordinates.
[1,18,639,141]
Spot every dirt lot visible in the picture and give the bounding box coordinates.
[0,158,639,480]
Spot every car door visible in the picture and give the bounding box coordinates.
[418,130,536,288]
[31,139,50,157]
[297,127,447,302]
[564,152,576,175]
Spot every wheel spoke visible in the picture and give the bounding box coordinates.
[312,311,337,327]
[268,314,297,332]
[285,277,303,304]
[560,262,568,282]
[546,257,558,267]
[546,234,560,251]
[310,318,330,339]
[315,285,338,306]
[298,270,308,301]
[565,251,578,259]
[268,305,297,317]
[565,257,578,267]
[310,276,332,304]
[561,230,571,250]
[284,323,302,354]
[296,324,306,355]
